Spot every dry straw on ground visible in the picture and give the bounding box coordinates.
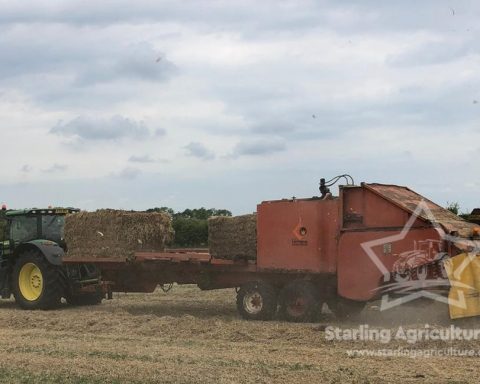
[64,209,174,260]
[0,286,472,384]
[208,214,257,260]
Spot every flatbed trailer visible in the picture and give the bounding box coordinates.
[63,250,303,293]
[63,248,343,321]
[64,181,480,321]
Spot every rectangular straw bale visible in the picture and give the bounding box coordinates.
[208,214,257,260]
[64,209,174,260]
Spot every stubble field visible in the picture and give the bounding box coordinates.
[0,285,478,383]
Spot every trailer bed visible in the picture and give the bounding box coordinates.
[63,249,259,293]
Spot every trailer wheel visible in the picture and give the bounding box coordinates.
[329,297,365,320]
[278,280,319,323]
[236,281,277,321]
[12,250,63,310]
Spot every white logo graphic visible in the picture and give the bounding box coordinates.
[361,200,480,311]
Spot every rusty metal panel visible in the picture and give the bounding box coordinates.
[337,227,443,300]
[340,186,420,230]
[256,198,338,273]
[364,183,477,235]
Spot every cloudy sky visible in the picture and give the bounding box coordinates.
[0,1,479,214]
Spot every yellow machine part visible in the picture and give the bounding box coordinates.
[18,262,43,301]
[444,253,480,319]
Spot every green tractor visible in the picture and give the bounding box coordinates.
[0,206,105,309]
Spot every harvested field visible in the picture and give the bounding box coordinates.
[64,210,174,260]
[0,286,479,383]
[208,214,257,260]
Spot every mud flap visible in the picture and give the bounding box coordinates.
[444,253,480,319]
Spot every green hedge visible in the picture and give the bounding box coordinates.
[146,207,232,247]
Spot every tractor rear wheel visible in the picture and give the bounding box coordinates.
[12,250,63,310]
[278,280,320,322]
[236,281,277,321]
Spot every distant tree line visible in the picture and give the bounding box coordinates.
[146,207,232,247]
[446,202,472,219]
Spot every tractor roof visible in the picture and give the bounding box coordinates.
[5,207,80,217]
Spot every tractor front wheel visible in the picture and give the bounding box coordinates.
[12,250,63,310]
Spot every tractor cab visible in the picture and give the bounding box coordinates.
[2,208,79,254]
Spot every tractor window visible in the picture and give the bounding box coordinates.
[41,215,65,243]
[0,210,6,241]
[10,216,38,244]
[0,218,6,242]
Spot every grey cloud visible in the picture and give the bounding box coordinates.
[184,142,215,160]
[0,27,177,108]
[75,43,177,86]
[248,118,337,141]
[21,165,33,173]
[154,128,166,137]
[251,122,293,135]
[0,1,478,121]
[128,155,155,163]
[114,167,141,180]
[387,40,476,67]
[1,1,475,37]
[0,29,176,84]
[43,164,68,173]
[232,139,286,157]
[0,1,321,32]
[115,45,176,82]
[50,115,150,141]
[211,66,480,142]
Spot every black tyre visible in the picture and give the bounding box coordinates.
[278,280,320,322]
[236,281,277,321]
[328,297,366,320]
[12,250,63,310]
